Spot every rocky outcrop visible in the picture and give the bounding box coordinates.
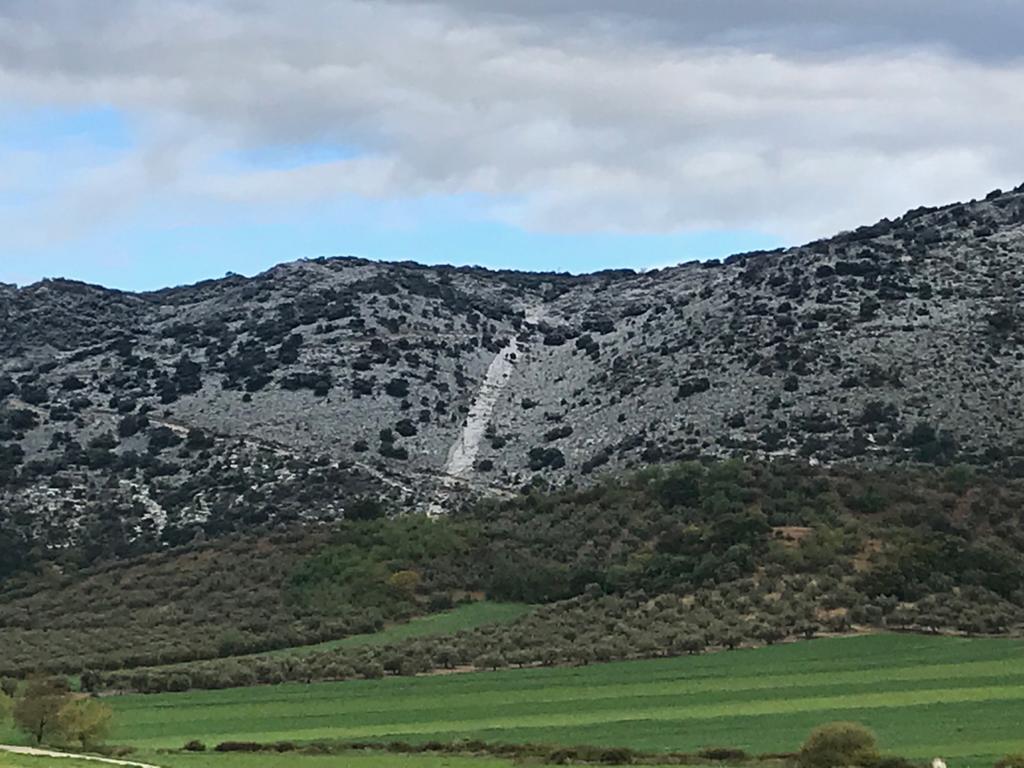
[3,184,1024,552]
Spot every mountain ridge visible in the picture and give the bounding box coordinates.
[2,183,1024,562]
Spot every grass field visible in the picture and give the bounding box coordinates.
[4,634,1023,766]
[135,754,720,768]
[120,602,532,678]
[262,602,532,657]
[0,753,730,768]
[0,751,527,768]
[80,634,1024,764]
[0,756,102,768]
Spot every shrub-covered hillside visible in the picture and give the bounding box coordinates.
[2,459,1023,690]
[3,185,1024,552]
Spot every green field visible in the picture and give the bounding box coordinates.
[0,753,731,768]
[0,756,100,768]
[4,634,1023,766]
[262,602,532,657]
[81,634,1023,764]
[136,754,719,768]
[123,602,532,677]
[0,751,526,768]
[0,753,712,768]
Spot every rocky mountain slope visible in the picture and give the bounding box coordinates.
[3,184,1024,559]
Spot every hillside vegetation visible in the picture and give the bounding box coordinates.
[3,459,1022,691]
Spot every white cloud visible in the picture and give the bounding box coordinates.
[1,0,1024,252]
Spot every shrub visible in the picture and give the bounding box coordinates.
[996,756,1024,768]
[0,678,17,698]
[598,747,635,764]
[379,442,409,460]
[870,758,917,768]
[543,425,573,442]
[57,698,113,748]
[346,497,385,521]
[214,741,264,752]
[548,748,580,765]
[388,570,421,596]
[183,740,207,752]
[677,376,711,399]
[699,747,749,761]
[798,722,879,768]
[395,419,418,437]
[385,378,410,398]
[527,447,565,471]
[859,298,881,320]
[358,661,385,680]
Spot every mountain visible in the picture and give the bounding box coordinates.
[3,184,1024,560]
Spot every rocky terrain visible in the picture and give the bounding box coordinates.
[3,183,1024,558]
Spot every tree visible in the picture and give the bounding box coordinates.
[798,722,880,768]
[387,570,421,597]
[347,497,385,521]
[434,645,459,670]
[754,623,786,646]
[797,620,820,639]
[12,678,71,745]
[357,661,384,680]
[79,670,100,694]
[57,699,113,748]
[474,653,507,671]
[672,633,706,656]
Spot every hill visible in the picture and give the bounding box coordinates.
[3,459,1022,687]
[3,184,1024,563]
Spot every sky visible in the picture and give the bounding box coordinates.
[2,1,1024,291]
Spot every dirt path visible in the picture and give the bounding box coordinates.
[0,745,160,768]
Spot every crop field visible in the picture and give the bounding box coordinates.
[86,634,1024,765]
[0,752,527,768]
[135,754,717,768]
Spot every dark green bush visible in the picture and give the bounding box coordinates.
[798,722,879,768]
[214,742,263,752]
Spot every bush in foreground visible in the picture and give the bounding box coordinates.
[797,722,880,768]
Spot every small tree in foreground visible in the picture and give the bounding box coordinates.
[57,698,113,749]
[11,677,112,748]
[798,722,880,768]
[12,678,70,745]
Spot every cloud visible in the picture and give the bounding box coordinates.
[393,1,1024,61]
[1,0,1024,253]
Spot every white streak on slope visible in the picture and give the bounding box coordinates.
[427,306,544,516]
